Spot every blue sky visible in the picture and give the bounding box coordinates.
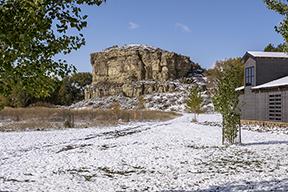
[62,0,284,72]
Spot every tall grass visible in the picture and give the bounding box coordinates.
[0,107,179,131]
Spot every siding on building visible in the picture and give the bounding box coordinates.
[255,57,288,86]
[239,89,288,122]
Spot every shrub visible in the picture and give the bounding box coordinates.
[186,86,203,122]
[137,96,146,110]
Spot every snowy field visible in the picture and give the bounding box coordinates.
[0,114,288,192]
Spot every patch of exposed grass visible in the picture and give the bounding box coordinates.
[56,144,93,153]
[0,176,35,183]
[98,167,137,178]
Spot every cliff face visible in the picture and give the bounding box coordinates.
[85,44,203,99]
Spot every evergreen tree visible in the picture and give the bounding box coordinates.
[264,43,286,52]
[264,43,276,52]
[186,86,203,122]
[212,58,243,145]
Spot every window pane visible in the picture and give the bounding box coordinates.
[245,66,254,85]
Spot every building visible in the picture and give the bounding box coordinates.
[238,51,288,122]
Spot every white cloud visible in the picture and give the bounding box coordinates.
[176,22,191,33]
[128,22,140,29]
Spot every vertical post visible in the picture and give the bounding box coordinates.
[222,116,225,145]
[222,127,225,145]
[239,123,242,144]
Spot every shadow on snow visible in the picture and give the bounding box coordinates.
[241,140,288,146]
[161,178,288,192]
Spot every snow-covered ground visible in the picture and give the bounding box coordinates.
[1,114,288,192]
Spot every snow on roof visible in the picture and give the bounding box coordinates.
[252,76,288,90]
[235,86,244,91]
[247,51,288,58]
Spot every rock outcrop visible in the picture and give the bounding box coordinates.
[85,44,203,99]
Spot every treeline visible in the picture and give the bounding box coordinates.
[0,73,92,108]
[264,43,286,52]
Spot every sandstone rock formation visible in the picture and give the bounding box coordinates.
[85,44,203,99]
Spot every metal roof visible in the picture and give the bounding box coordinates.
[242,51,288,63]
[247,51,288,58]
[252,76,288,90]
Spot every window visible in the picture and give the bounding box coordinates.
[269,94,282,121]
[245,66,254,86]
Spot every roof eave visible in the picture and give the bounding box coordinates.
[242,52,255,63]
[252,84,288,90]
